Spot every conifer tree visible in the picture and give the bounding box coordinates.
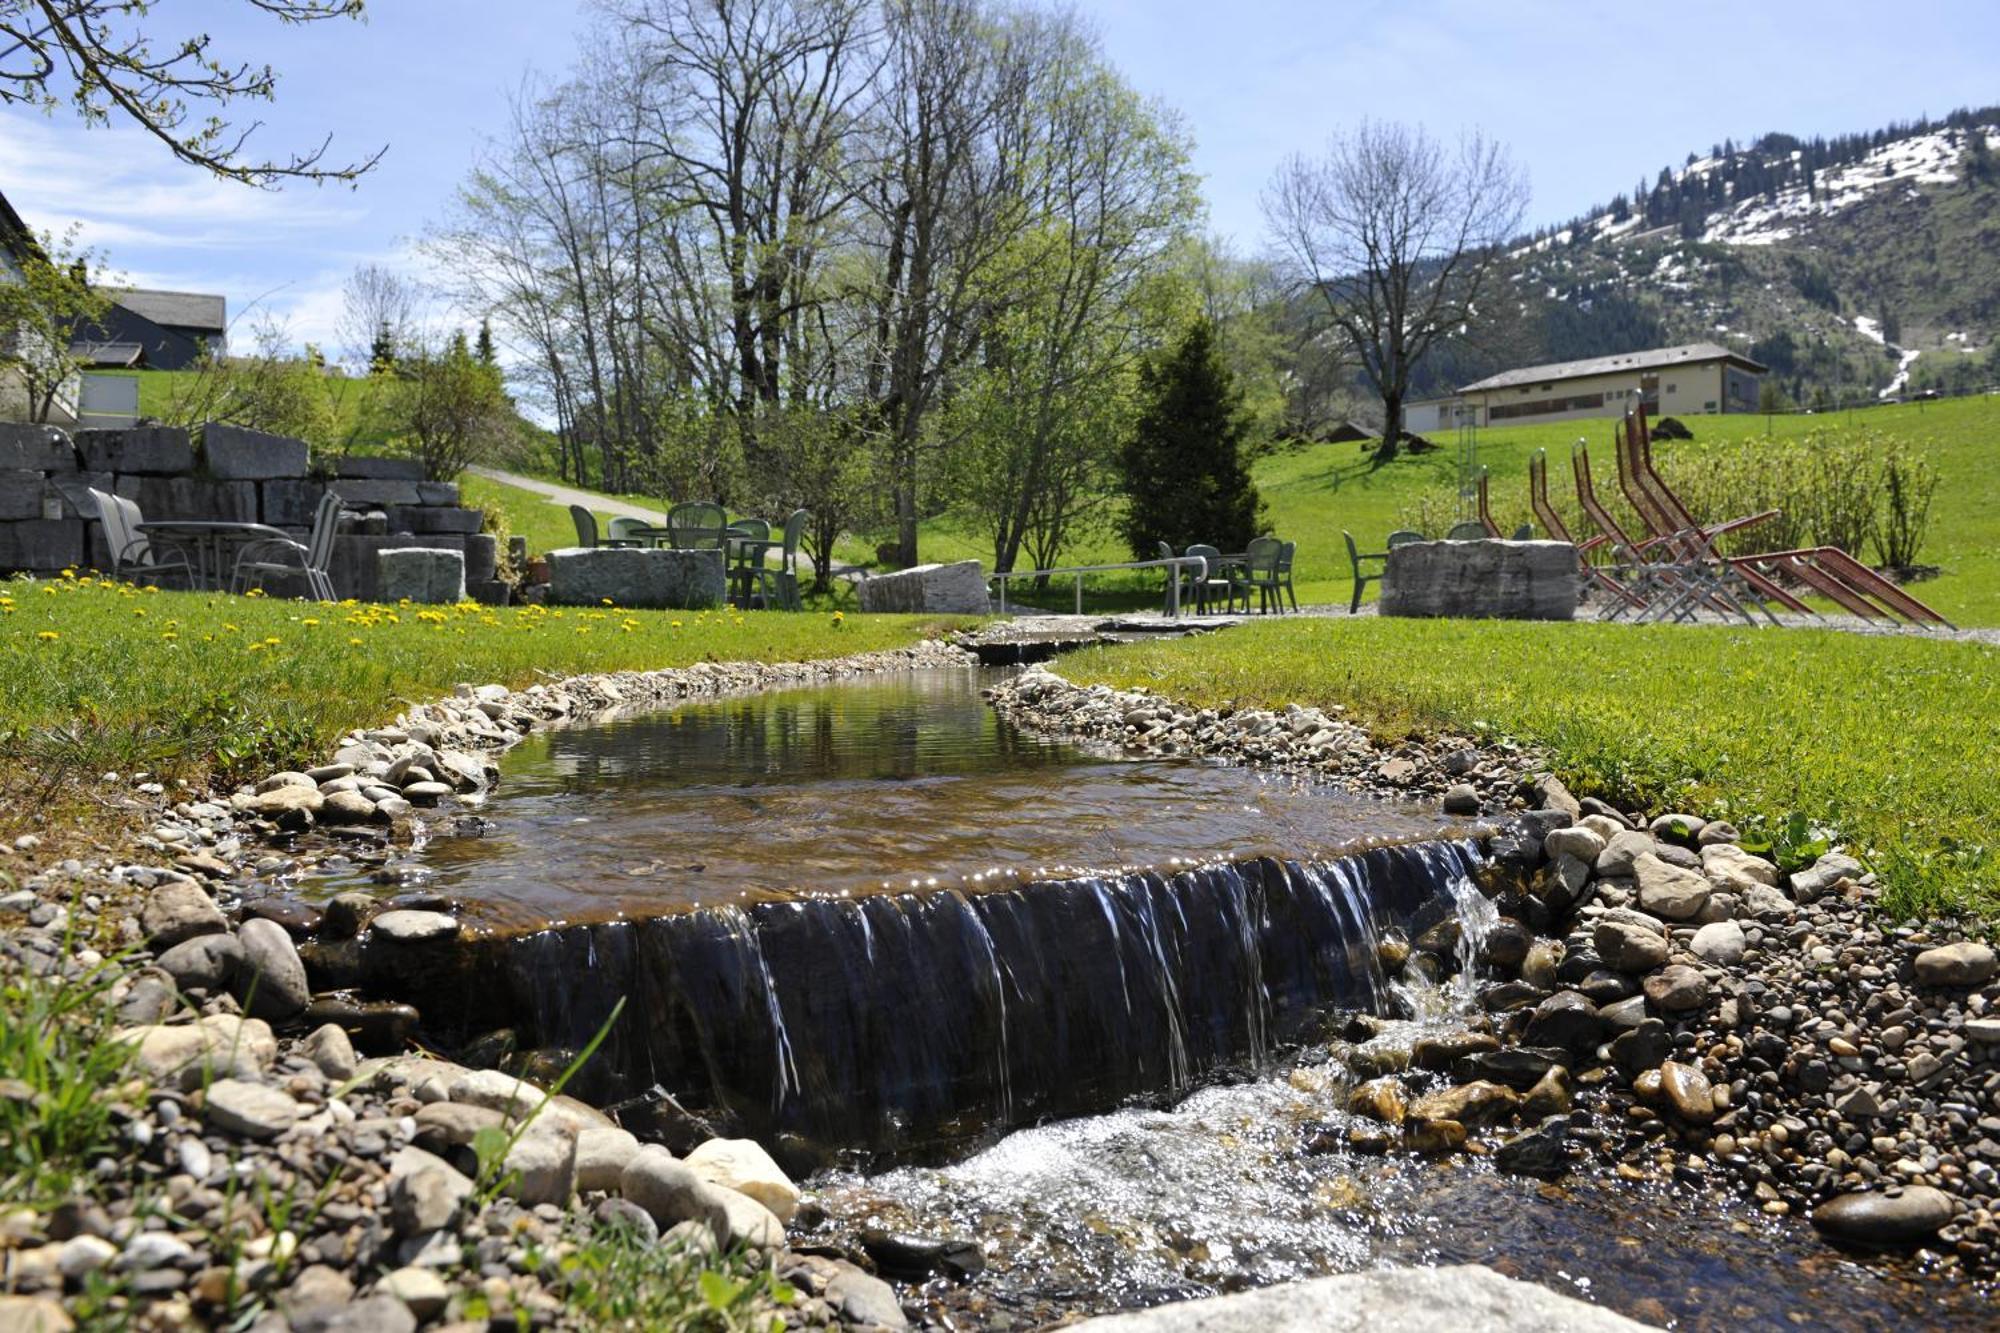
[368,319,397,376]
[476,318,497,366]
[1119,319,1265,558]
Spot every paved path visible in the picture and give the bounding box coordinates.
[467,466,664,524]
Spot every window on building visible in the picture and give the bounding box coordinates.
[1665,383,1676,393]
[1488,391,1607,421]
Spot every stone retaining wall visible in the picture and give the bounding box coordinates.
[0,422,506,602]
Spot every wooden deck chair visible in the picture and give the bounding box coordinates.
[1529,450,1644,612]
[1571,441,1743,623]
[1625,408,1951,627]
[1475,468,1503,537]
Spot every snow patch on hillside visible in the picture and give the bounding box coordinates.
[1882,348,1921,399]
[1854,315,1886,345]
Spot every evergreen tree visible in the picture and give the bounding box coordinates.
[476,318,497,366]
[1118,319,1265,558]
[368,319,397,376]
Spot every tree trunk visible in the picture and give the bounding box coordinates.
[1374,390,1405,464]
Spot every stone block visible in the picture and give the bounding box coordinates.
[377,548,466,605]
[331,479,423,508]
[547,546,724,610]
[1379,540,1580,621]
[464,533,498,583]
[337,456,426,481]
[330,534,466,602]
[260,479,327,527]
[0,471,48,521]
[115,475,259,524]
[0,519,84,573]
[387,505,483,535]
[468,579,512,607]
[203,423,309,480]
[0,423,78,472]
[416,481,461,506]
[75,426,193,475]
[47,472,114,520]
[856,560,991,615]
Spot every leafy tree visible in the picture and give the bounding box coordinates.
[384,338,516,481]
[1119,318,1264,557]
[0,0,380,184]
[0,225,110,422]
[475,318,496,367]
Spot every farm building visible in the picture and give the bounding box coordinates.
[1452,343,1766,427]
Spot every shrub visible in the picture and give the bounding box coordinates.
[1873,447,1940,569]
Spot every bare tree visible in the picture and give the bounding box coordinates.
[336,263,421,371]
[0,0,382,184]
[1264,121,1526,461]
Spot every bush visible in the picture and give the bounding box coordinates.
[1873,448,1940,569]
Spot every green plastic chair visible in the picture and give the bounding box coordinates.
[1447,520,1489,541]
[1184,543,1243,615]
[606,516,653,548]
[1276,540,1300,612]
[748,509,809,610]
[1238,536,1286,614]
[667,501,727,550]
[1344,530,1389,614]
[1157,540,1200,615]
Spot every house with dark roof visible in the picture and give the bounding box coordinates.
[1447,343,1767,428]
[71,287,227,370]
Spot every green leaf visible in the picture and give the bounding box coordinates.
[698,1269,745,1311]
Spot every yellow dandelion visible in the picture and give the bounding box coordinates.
[36,630,59,641]
[349,637,364,646]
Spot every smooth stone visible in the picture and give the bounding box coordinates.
[141,881,227,948]
[1593,830,1655,877]
[1522,990,1604,1060]
[118,1015,276,1090]
[400,781,453,806]
[1633,853,1711,921]
[503,1123,578,1207]
[1812,1187,1956,1247]
[319,791,382,826]
[1659,1060,1717,1123]
[1790,851,1865,900]
[1914,942,1998,988]
[56,1235,117,1280]
[1521,1066,1572,1119]
[1695,820,1741,847]
[576,1125,642,1193]
[1410,1080,1519,1129]
[387,1147,473,1236]
[376,1266,450,1320]
[1346,1077,1407,1124]
[320,892,378,939]
[1541,826,1605,864]
[155,933,242,993]
[235,918,310,1019]
[825,1260,908,1330]
[300,1294,416,1333]
[1441,784,1480,815]
[1642,964,1711,1013]
[683,1137,801,1223]
[203,1078,301,1139]
[1690,919,1747,966]
[368,909,459,943]
[1647,813,1706,847]
[1593,919,1668,974]
[1700,842,1779,890]
[620,1146,726,1238]
[1494,1116,1571,1179]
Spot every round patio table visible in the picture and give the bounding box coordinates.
[137,520,294,592]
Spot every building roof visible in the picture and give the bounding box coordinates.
[108,288,227,334]
[71,341,146,368]
[0,186,37,263]
[1458,342,1767,394]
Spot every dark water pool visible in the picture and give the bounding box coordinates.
[367,669,1456,929]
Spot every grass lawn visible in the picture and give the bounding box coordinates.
[0,575,971,837]
[458,472,602,560]
[1063,616,2000,920]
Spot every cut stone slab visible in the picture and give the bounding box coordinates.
[546,546,726,610]
[860,560,991,614]
[331,479,423,507]
[377,547,466,605]
[0,518,84,573]
[203,422,308,479]
[338,456,427,481]
[1378,540,1581,621]
[75,427,193,475]
[0,423,78,472]
[1067,1264,1653,1331]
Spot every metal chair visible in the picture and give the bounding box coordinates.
[1344,530,1387,614]
[87,488,193,587]
[232,490,342,601]
[1184,543,1243,615]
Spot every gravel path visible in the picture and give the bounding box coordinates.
[467,466,667,525]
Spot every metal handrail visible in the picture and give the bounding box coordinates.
[989,555,1211,617]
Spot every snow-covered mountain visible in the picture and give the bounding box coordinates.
[1429,110,2000,407]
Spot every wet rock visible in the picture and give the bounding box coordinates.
[368,909,459,943]
[826,1261,908,1330]
[1812,1186,1956,1247]
[243,897,322,936]
[1633,853,1711,921]
[1411,1080,1518,1129]
[1598,994,1648,1030]
[1521,940,1561,990]
[1535,854,1592,912]
[1521,1066,1572,1118]
[1642,964,1711,1013]
[1610,1019,1672,1082]
[141,881,226,948]
[156,933,242,993]
[684,1137,800,1223]
[1577,969,1635,1004]
[1478,980,1547,1013]
[303,997,418,1054]
[1403,1117,1467,1155]
[234,918,310,1019]
[1914,942,1998,988]
[1593,918,1668,973]
[1523,991,1604,1060]
[860,1230,986,1283]
[1452,1046,1568,1091]
[1690,920,1746,966]
[1495,1116,1570,1179]
[1412,1030,1499,1071]
[1659,1061,1716,1123]
[1412,918,1461,958]
[1346,1077,1407,1124]
[203,1078,301,1139]
[1480,919,1532,969]
[320,892,379,940]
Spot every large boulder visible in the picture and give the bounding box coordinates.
[546,546,726,610]
[860,560,992,615]
[1378,540,1580,621]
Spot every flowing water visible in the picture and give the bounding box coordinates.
[313,668,1985,1325]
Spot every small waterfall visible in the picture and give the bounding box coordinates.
[426,839,1486,1166]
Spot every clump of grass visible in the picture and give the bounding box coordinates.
[531,1214,796,1331]
[0,925,141,1206]
[1063,617,2000,920]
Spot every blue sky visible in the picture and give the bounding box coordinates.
[2,0,1995,354]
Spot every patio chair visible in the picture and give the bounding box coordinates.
[747,509,809,611]
[1343,530,1387,615]
[667,501,728,550]
[1184,543,1244,615]
[1572,440,1747,624]
[1529,449,1644,613]
[1156,541,1200,615]
[88,488,193,588]
[231,489,341,601]
[1446,520,1489,541]
[1386,529,1425,548]
[1276,540,1300,612]
[606,516,654,548]
[1237,536,1286,614]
